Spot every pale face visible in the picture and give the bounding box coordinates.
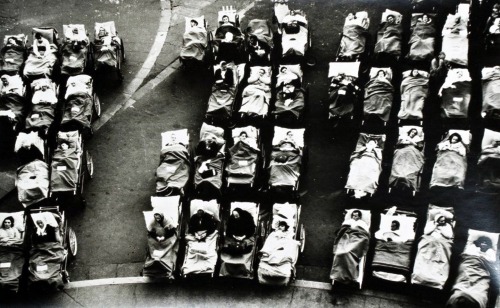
[278,224,286,231]
[422,15,429,23]
[451,136,459,144]
[351,212,360,221]
[7,38,15,45]
[2,219,12,229]
[232,211,240,219]
[1,78,8,86]
[222,16,229,23]
[239,132,247,140]
[61,143,69,150]
[479,240,490,252]
[409,129,417,138]
[387,16,394,24]
[154,214,162,222]
[437,217,446,226]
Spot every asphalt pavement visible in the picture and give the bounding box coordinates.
[1,0,500,307]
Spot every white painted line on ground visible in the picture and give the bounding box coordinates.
[65,277,329,290]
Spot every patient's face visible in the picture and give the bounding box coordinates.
[422,15,429,23]
[387,16,394,24]
[347,13,355,20]
[351,212,360,221]
[154,214,162,222]
[390,221,399,231]
[232,211,240,219]
[222,16,229,23]
[451,136,459,144]
[1,78,8,86]
[7,38,16,45]
[437,217,446,226]
[3,219,11,228]
[408,129,417,138]
[61,143,69,150]
[36,220,44,228]
[479,240,490,252]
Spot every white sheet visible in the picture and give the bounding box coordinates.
[272,127,305,148]
[184,16,206,33]
[161,129,189,146]
[482,129,500,149]
[63,24,87,41]
[231,202,258,225]
[328,62,360,78]
[369,67,393,81]
[95,21,117,38]
[0,211,25,233]
[190,199,219,218]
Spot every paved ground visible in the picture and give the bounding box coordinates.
[1,0,499,307]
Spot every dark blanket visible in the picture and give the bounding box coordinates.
[447,254,498,308]
[0,241,24,292]
[28,242,65,288]
[274,89,305,119]
[329,81,357,118]
[25,103,56,130]
[194,154,224,190]
[339,25,367,57]
[330,225,370,284]
[477,152,500,190]
[269,149,302,187]
[372,239,414,274]
[430,150,467,189]
[389,145,424,191]
[441,81,471,118]
[0,93,26,126]
[207,87,235,119]
[412,235,453,289]
[94,42,119,69]
[155,144,190,193]
[50,144,80,192]
[375,22,402,56]
[226,141,259,184]
[23,49,58,77]
[399,75,428,120]
[1,45,25,73]
[363,78,393,122]
[482,72,500,115]
[408,22,436,61]
[61,43,87,75]
[61,93,93,130]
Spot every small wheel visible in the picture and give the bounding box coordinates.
[299,224,305,253]
[86,150,94,178]
[93,92,101,118]
[67,227,78,257]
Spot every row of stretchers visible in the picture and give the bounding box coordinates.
[142,196,304,284]
[0,21,121,293]
[145,124,306,283]
[179,4,311,68]
[0,206,77,292]
[330,205,499,308]
[144,3,311,284]
[0,21,124,81]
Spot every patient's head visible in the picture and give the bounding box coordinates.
[231,208,241,219]
[286,131,294,139]
[196,209,205,217]
[421,14,430,23]
[347,13,355,20]
[1,76,8,87]
[366,139,378,151]
[376,70,386,79]
[284,84,295,93]
[154,213,163,222]
[239,131,247,140]
[72,28,79,35]
[35,33,43,44]
[390,220,400,231]
[190,19,198,27]
[36,219,45,229]
[220,60,227,70]
[438,52,446,60]
[408,128,418,138]
[435,215,447,226]
[449,133,462,144]
[222,15,230,24]
[60,142,70,150]
[249,35,257,45]
[351,210,362,221]
[277,220,289,232]
[2,216,14,229]
[259,68,266,76]
[386,15,395,24]
[98,27,107,38]
[474,236,493,252]
[7,37,18,46]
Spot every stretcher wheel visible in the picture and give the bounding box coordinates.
[93,92,101,118]
[86,150,94,178]
[299,224,305,253]
[67,227,77,257]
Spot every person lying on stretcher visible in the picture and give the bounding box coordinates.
[375,220,408,243]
